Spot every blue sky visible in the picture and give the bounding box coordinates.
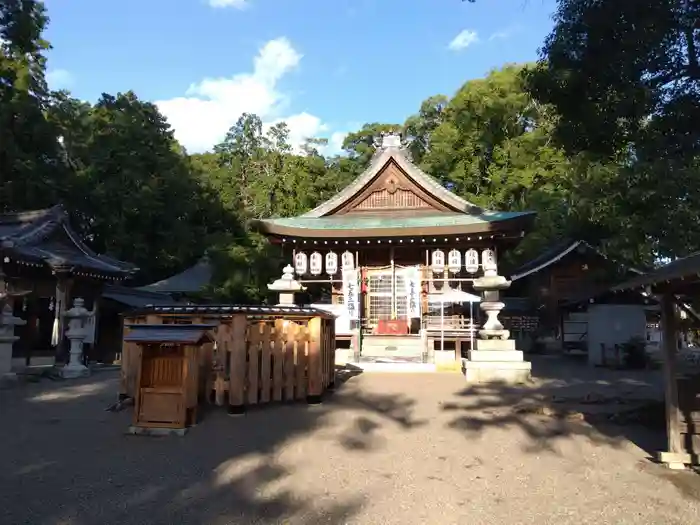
[42,0,557,154]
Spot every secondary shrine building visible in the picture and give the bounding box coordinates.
[252,133,535,365]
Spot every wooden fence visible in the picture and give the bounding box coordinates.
[120,305,336,412]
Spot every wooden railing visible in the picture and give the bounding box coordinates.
[121,305,336,411]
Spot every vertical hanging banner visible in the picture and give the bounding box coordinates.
[404,266,421,318]
[342,269,360,321]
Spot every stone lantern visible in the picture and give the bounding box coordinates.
[0,290,29,379]
[462,249,532,384]
[268,264,305,306]
[60,297,93,378]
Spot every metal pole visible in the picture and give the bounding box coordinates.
[441,297,445,352]
[470,301,474,352]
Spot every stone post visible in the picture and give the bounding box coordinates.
[462,249,531,384]
[267,264,305,306]
[0,300,27,378]
[60,297,92,379]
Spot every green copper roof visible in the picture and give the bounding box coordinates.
[261,211,534,230]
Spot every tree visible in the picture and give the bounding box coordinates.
[527,0,700,260]
[52,91,232,283]
[0,0,71,212]
[527,0,700,158]
[403,94,448,164]
[340,122,401,173]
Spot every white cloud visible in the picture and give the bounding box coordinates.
[324,131,347,156]
[208,0,248,8]
[448,30,479,51]
[157,37,335,154]
[46,69,74,89]
[488,30,510,41]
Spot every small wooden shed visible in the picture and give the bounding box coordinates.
[124,324,216,431]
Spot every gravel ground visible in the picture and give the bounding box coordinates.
[1,357,699,525]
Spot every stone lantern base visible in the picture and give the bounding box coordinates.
[462,339,532,384]
[464,273,532,385]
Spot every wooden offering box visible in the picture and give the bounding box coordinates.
[124,324,216,431]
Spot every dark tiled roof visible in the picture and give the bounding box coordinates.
[126,304,336,319]
[613,252,700,292]
[102,284,186,308]
[0,205,137,278]
[510,239,644,281]
[510,239,583,280]
[123,324,216,344]
[138,257,212,293]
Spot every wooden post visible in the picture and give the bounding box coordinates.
[658,292,689,469]
[227,314,248,415]
[119,315,147,399]
[307,316,323,404]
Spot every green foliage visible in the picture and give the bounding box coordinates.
[526,0,700,261]
[0,0,73,212]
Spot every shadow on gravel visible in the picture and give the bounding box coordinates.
[0,365,422,525]
[443,356,667,457]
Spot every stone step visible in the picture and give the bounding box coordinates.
[362,336,423,347]
[361,336,424,357]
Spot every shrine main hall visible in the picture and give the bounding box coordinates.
[252,133,534,381]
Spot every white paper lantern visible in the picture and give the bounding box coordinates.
[431,249,445,273]
[310,252,323,275]
[465,249,479,273]
[447,249,462,273]
[341,251,355,270]
[294,252,308,275]
[325,252,338,275]
[482,249,497,273]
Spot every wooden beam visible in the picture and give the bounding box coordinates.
[658,292,686,469]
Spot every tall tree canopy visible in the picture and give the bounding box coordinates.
[526,0,700,261]
[0,0,71,211]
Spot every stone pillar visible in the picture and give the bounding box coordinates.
[0,301,27,378]
[267,264,305,306]
[60,297,92,379]
[462,248,531,384]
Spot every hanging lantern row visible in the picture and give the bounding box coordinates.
[294,251,355,276]
[431,248,496,274]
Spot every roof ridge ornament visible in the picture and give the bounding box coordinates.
[376,131,402,149]
[371,130,415,161]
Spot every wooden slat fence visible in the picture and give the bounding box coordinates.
[120,311,336,412]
